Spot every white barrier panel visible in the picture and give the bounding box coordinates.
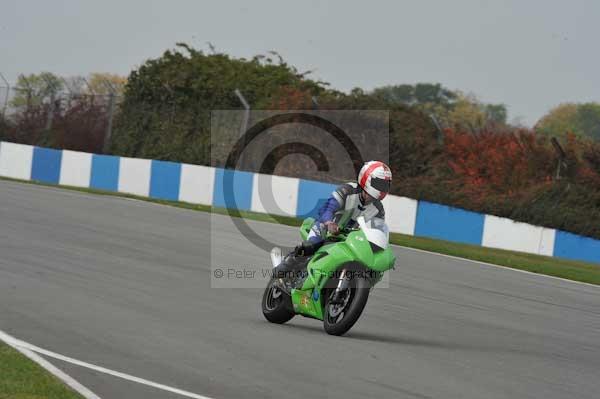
[59,150,92,188]
[118,157,151,197]
[482,215,556,256]
[0,142,33,180]
[383,195,418,235]
[539,227,556,256]
[251,173,299,216]
[179,163,215,205]
[1,140,586,262]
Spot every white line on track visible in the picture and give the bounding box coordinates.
[0,330,101,399]
[0,329,214,399]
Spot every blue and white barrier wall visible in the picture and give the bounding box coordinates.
[1,141,599,265]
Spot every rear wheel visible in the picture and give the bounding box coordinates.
[323,270,370,336]
[262,278,295,324]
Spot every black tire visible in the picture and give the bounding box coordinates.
[323,270,370,336]
[262,278,295,324]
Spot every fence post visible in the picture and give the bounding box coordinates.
[45,91,56,133]
[234,88,250,170]
[41,75,60,135]
[429,114,445,145]
[551,137,567,180]
[17,74,33,110]
[60,77,75,103]
[81,77,96,106]
[102,79,117,154]
[0,73,9,119]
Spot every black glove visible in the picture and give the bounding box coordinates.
[293,244,305,257]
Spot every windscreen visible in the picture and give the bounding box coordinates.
[363,217,390,249]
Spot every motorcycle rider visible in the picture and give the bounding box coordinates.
[274,161,392,288]
[305,160,392,250]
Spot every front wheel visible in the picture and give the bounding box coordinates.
[262,278,295,324]
[323,271,370,336]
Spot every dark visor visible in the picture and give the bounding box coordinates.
[371,177,390,193]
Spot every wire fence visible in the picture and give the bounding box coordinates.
[0,75,122,154]
[0,74,577,186]
[2,73,600,239]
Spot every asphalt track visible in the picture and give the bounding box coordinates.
[1,179,599,399]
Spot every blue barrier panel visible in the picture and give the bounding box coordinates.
[415,201,484,245]
[31,147,62,183]
[296,179,337,219]
[554,230,600,264]
[90,154,120,191]
[150,160,181,201]
[213,168,253,211]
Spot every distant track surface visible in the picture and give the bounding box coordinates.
[0,180,599,399]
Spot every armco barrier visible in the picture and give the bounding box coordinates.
[482,215,555,256]
[0,140,599,265]
[118,157,151,197]
[251,173,299,216]
[60,150,92,188]
[31,147,62,184]
[296,179,338,219]
[213,168,254,211]
[415,201,485,246]
[0,142,32,180]
[382,194,418,235]
[150,160,181,201]
[90,154,119,191]
[178,163,214,205]
[554,231,600,264]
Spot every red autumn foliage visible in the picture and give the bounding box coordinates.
[269,86,313,110]
[441,129,557,205]
[1,96,110,153]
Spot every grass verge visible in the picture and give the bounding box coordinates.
[0,341,84,399]
[390,233,600,285]
[2,176,599,286]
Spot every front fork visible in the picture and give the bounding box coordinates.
[330,269,350,304]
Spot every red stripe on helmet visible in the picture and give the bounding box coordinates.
[359,161,383,189]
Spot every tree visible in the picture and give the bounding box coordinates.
[419,92,507,131]
[3,72,117,152]
[372,83,455,106]
[10,72,63,109]
[576,103,600,141]
[536,103,581,138]
[372,84,414,104]
[414,83,455,105]
[86,73,127,96]
[110,43,329,164]
[485,104,508,124]
[58,73,127,98]
[371,84,507,130]
[536,102,600,140]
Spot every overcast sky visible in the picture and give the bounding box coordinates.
[1,0,598,125]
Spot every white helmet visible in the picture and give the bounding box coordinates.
[358,161,392,200]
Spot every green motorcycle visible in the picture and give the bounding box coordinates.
[262,216,396,336]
